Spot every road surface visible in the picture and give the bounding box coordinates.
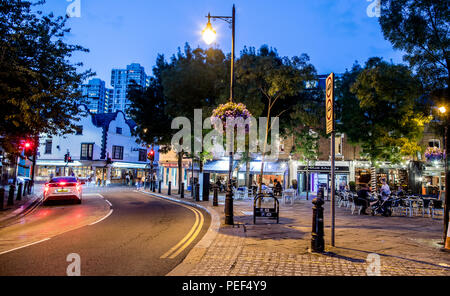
[0,188,210,275]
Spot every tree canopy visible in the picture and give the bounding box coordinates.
[338,57,430,165]
[0,0,91,154]
[379,0,449,101]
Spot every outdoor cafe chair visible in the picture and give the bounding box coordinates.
[430,199,444,219]
[282,189,296,206]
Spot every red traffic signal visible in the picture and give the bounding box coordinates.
[147,149,155,162]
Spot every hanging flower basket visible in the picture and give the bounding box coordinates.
[211,102,252,131]
[424,146,445,162]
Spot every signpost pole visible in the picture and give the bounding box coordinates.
[326,72,336,247]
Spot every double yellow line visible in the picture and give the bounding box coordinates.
[159,201,204,259]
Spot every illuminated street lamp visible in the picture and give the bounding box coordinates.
[202,5,236,225]
[202,15,216,45]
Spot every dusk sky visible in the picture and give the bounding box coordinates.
[43,0,404,87]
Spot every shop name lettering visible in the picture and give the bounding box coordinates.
[171,109,280,160]
[182,280,267,293]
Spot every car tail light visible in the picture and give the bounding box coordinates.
[76,183,81,192]
[44,183,50,193]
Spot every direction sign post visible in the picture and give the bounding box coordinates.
[326,73,336,247]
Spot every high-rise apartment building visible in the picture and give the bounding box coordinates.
[80,78,108,114]
[110,63,149,112]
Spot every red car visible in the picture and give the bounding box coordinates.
[43,176,82,204]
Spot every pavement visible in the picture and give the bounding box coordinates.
[141,188,450,276]
[0,184,43,227]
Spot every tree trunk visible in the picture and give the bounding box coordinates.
[177,152,182,194]
[306,160,309,201]
[245,150,250,188]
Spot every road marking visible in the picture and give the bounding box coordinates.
[0,238,51,256]
[89,208,113,226]
[167,207,204,259]
[160,206,200,259]
[135,191,205,259]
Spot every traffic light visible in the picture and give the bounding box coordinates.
[147,149,155,162]
[64,152,73,163]
[22,141,33,158]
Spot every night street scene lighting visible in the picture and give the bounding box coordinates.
[0,0,448,291]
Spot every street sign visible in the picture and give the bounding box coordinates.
[253,193,279,224]
[326,73,334,134]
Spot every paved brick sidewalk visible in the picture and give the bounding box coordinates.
[0,185,43,225]
[143,189,450,276]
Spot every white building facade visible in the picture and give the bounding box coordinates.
[35,105,158,184]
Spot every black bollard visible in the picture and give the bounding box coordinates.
[23,181,27,197]
[191,182,194,197]
[168,181,171,196]
[158,180,161,193]
[311,187,325,253]
[152,181,156,192]
[195,183,200,201]
[0,188,5,210]
[7,185,15,206]
[180,182,184,198]
[203,182,209,202]
[16,183,23,201]
[27,180,32,194]
[213,185,218,206]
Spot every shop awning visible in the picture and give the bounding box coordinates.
[36,160,83,167]
[203,160,238,173]
[111,162,149,169]
[239,161,288,174]
[198,160,288,175]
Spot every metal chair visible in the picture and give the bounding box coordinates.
[430,200,444,218]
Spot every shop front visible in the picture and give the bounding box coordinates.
[110,161,153,185]
[297,163,350,194]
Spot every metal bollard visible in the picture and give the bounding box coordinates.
[23,181,28,197]
[158,180,161,193]
[213,185,218,206]
[16,183,23,201]
[311,187,325,253]
[7,185,15,206]
[168,181,171,196]
[203,182,209,202]
[27,181,32,194]
[195,183,200,202]
[191,183,194,197]
[0,188,5,210]
[180,183,184,198]
[152,181,156,192]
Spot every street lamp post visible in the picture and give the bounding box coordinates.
[203,4,236,225]
[438,106,449,246]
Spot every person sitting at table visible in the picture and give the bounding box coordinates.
[395,186,405,197]
[274,180,282,196]
[380,178,391,201]
[356,183,371,215]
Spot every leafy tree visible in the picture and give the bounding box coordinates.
[235,45,316,193]
[379,0,449,101]
[128,54,172,147]
[288,89,325,199]
[0,0,91,180]
[345,58,429,164]
[129,44,228,192]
